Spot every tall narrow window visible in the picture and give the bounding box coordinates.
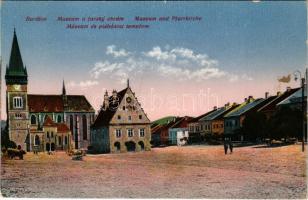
[139,128,145,137]
[58,136,62,145]
[82,115,87,140]
[70,115,74,136]
[57,115,62,123]
[65,136,68,145]
[13,97,23,108]
[31,115,36,124]
[116,129,122,138]
[127,129,133,137]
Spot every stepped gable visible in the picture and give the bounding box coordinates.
[92,88,128,128]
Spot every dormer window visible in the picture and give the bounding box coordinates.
[13,97,23,108]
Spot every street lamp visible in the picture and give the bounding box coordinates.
[293,70,306,152]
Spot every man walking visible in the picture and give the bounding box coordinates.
[229,140,233,154]
[224,139,228,154]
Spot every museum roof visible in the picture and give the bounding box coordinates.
[91,87,129,128]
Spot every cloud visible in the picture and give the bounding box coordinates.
[106,45,130,58]
[89,45,253,84]
[227,73,253,82]
[68,80,99,88]
[241,74,253,81]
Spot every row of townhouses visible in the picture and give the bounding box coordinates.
[151,87,306,146]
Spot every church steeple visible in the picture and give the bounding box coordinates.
[5,29,28,85]
[62,79,66,95]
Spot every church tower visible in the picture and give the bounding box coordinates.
[5,29,29,150]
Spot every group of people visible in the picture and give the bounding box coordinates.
[224,138,233,154]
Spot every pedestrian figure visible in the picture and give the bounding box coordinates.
[224,140,228,155]
[229,140,233,154]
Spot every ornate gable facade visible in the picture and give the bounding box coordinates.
[91,81,151,153]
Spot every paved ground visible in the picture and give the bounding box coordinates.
[1,144,307,198]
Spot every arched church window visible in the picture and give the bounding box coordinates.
[57,115,62,123]
[82,115,87,140]
[70,115,74,136]
[31,115,36,124]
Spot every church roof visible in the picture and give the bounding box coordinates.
[43,116,56,127]
[5,30,28,84]
[56,123,70,133]
[28,94,94,113]
[91,87,128,128]
[66,95,95,112]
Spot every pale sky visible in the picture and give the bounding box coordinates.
[1,1,306,121]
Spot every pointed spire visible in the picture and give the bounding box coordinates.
[5,29,28,84]
[127,78,130,88]
[9,29,24,71]
[62,79,66,95]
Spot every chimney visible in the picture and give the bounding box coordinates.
[248,96,253,103]
[213,106,217,110]
[224,102,230,108]
[286,87,291,92]
[104,90,109,109]
[244,98,247,102]
[277,91,282,96]
[232,102,237,106]
[265,92,269,99]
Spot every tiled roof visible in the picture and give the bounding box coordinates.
[28,94,94,113]
[189,109,217,123]
[28,95,64,112]
[56,123,70,133]
[66,95,95,112]
[225,98,264,117]
[91,88,128,128]
[259,88,299,112]
[277,87,305,106]
[170,116,193,128]
[151,124,163,134]
[214,104,240,120]
[199,107,227,121]
[43,116,56,127]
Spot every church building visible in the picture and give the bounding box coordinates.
[91,81,151,153]
[5,30,95,152]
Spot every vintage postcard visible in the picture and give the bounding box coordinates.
[0,1,307,199]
